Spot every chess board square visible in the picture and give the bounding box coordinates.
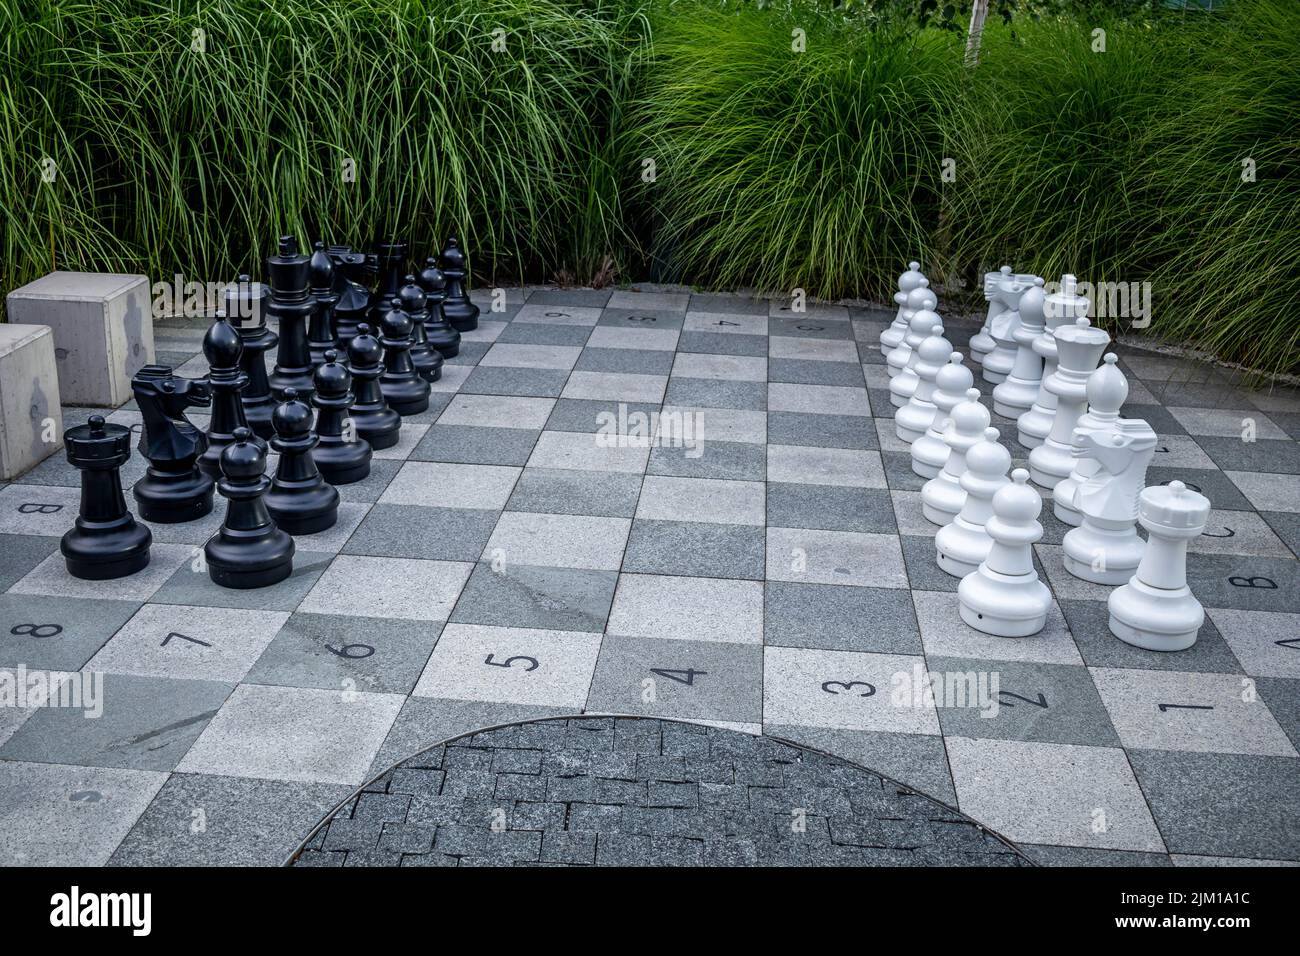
[544,398,662,435]
[1167,406,1288,440]
[664,377,766,411]
[1148,435,1218,470]
[767,411,878,450]
[1225,470,1300,512]
[766,528,908,589]
[623,519,765,580]
[506,468,643,518]
[586,326,680,351]
[0,667,54,748]
[889,490,939,536]
[0,484,81,536]
[1146,380,1251,409]
[284,502,371,553]
[1121,353,1228,385]
[767,483,896,533]
[1187,509,1291,557]
[1184,552,1300,612]
[586,634,763,724]
[863,365,893,389]
[767,444,886,488]
[598,308,687,329]
[411,423,540,466]
[770,316,855,340]
[1261,511,1300,556]
[1246,386,1300,413]
[458,318,507,341]
[527,429,650,474]
[672,352,767,382]
[87,604,289,682]
[687,294,768,315]
[927,656,1118,746]
[1090,667,1295,756]
[1127,750,1300,860]
[484,512,631,570]
[1034,544,1116,601]
[109,772,352,866]
[527,289,611,308]
[636,475,764,526]
[344,504,499,561]
[450,561,617,633]
[684,311,768,335]
[380,460,521,510]
[1057,598,1241,673]
[478,343,582,370]
[768,301,849,320]
[246,611,441,696]
[768,359,866,385]
[901,534,958,592]
[1206,609,1300,678]
[1258,677,1300,752]
[495,321,592,347]
[574,347,676,375]
[177,683,404,786]
[301,556,473,621]
[149,549,333,611]
[660,405,765,444]
[412,623,601,707]
[562,370,667,403]
[0,672,232,771]
[331,458,400,504]
[370,422,428,460]
[912,591,1082,665]
[606,572,763,644]
[0,761,167,866]
[768,382,871,417]
[646,439,766,480]
[765,724,956,804]
[677,331,768,357]
[607,290,690,312]
[9,543,192,602]
[945,737,1165,852]
[427,364,472,392]
[767,337,859,363]
[0,533,58,591]
[763,646,938,733]
[0,594,140,671]
[1119,402,1185,434]
[765,581,920,654]
[881,450,927,491]
[461,366,570,397]
[868,387,896,417]
[513,304,602,325]
[436,393,555,430]
[391,391,454,424]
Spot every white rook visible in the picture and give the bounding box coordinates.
[0,324,64,479]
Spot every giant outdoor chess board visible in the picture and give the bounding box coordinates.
[1,287,1298,866]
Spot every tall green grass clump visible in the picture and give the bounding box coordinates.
[634,3,961,300]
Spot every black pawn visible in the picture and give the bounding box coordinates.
[307,241,339,367]
[204,427,295,589]
[268,235,316,400]
[439,235,479,331]
[199,310,266,479]
[61,415,152,580]
[132,364,215,523]
[418,257,461,358]
[378,299,431,415]
[329,247,371,350]
[345,323,402,449]
[312,350,372,485]
[265,387,340,535]
[399,274,444,383]
[226,275,277,439]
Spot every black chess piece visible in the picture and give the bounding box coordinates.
[204,427,295,589]
[312,350,372,485]
[399,274,444,383]
[307,241,339,367]
[60,415,153,580]
[369,236,407,320]
[268,235,316,400]
[198,310,266,479]
[439,235,479,332]
[264,387,339,534]
[378,299,431,415]
[345,323,402,450]
[132,364,215,523]
[225,275,277,439]
[418,256,460,358]
[328,245,370,349]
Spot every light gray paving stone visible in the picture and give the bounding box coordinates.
[1167,406,1288,439]
[587,326,680,352]
[0,484,82,536]
[1206,608,1300,678]
[606,573,763,645]
[768,382,871,417]
[459,318,508,342]
[378,461,521,510]
[684,311,768,336]
[767,444,886,488]
[505,468,643,518]
[635,475,764,526]
[1224,471,1300,512]
[647,438,766,480]
[574,347,676,375]
[768,301,850,320]
[300,556,473,621]
[1186,509,1292,556]
[484,512,631,571]
[9,543,192,602]
[436,394,556,430]
[672,352,767,382]
[660,405,765,445]
[526,429,650,474]
[479,343,582,370]
[562,370,668,403]
[767,337,859,363]
[427,364,473,392]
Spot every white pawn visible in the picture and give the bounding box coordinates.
[1019,274,1089,448]
[992,277,1045,418]
[896,325,953,444]
[1108,481,1210,651]
[880,264,928,356]
[890,308,947,408]
[886,341,912,382]
[922,390,989,525]
[967,265,1011,367]
[1053,353,1127,526]
[935,426,1011,577]
[912,353,973,478]
[885,286,938,374]
[1061,418,1158,585]
[1027,316,1110,489]
[958,469,1051,637]
[982,274,1035,385]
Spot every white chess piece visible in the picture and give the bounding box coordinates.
[880,264,928,356]
[992,277,1046,419]
[958,469,1051,637]
[1061,419,1158,585]
[1018,274,1089,448]
[896,325,953,444]
[886,340,912,382]
[982,273,1039,385]
[912,353,973,478]
[885,290,939,376]
[967,266,1010,367]
[935,426,1011,577]
[1027,316,1109,489]
[922,389,989,525]
[890,308,946,408]
[1052,353,1128,525]
[1108,480,1210,651]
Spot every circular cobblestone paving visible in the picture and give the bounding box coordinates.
[290,716,1030,867]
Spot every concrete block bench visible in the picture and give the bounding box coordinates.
[0,324,63,480]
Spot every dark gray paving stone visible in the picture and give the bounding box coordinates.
[496,322,592,347]
[343,504,499,561]
[764,725,956,804]
[546,398,662,434]
[527,289,612,308]
[1257,677,1300,753]
[506,468,643,518]
[677,332,768,358]
[1194,436,1300,474]
[586,641,764,723]
[0,595,140,671]
[574,347,675,375]
[768,359,865,387]
[1128,750,1300,860]
[767,483,896,533]
[1059,599,1243,673]
[151,550,333,612]
[1121,404,1187,435]
[767,411,879,451]
[882,451,926,491]
[647,439,765,480]
[769,316,856,340]
[444,341,491,365]
[461,366,571,398]
[868,387,896,418]
[449,561,617,632]
[901,534,958,592]
[623,519,765,580]
[664,377,767,411]
[1145,468,1253,512]
[1185,553,1300,613]
[333,459,401,503]
[1267,411,1300,441]
[390,391,454,424]
[1261,512,1300,558]
[765,582,920,654]
[1019,844,1171,867]
[1144,380,1258,409]
[688,294,769,315]
[411,424,540,466]
[0,533,58,591]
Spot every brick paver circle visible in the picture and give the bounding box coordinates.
[290,716,1031,866]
